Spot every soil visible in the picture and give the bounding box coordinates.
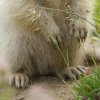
[0,65,99,100]
[0,69,75,100]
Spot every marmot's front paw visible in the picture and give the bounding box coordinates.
[68,20,88,42]
[9,73,29,89]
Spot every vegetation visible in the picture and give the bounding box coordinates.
[94,0,100,34]
[0,70,16,100]
[0,88,15,100]
[74,68,100,100]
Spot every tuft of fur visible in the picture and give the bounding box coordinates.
[0,0,94,88]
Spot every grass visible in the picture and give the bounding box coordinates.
[0,70,16,100]
[94,0,100,34]
[74,68,100,100]
[0,88,15,100]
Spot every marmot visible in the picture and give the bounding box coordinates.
[0,0,94,88]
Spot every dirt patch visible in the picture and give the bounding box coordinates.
[0,65,99,100]
[0,69,75,100]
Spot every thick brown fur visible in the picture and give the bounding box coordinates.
[0,0,94,88]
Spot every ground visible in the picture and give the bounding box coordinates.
[0,68,76,100]
[0,65,99,100]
